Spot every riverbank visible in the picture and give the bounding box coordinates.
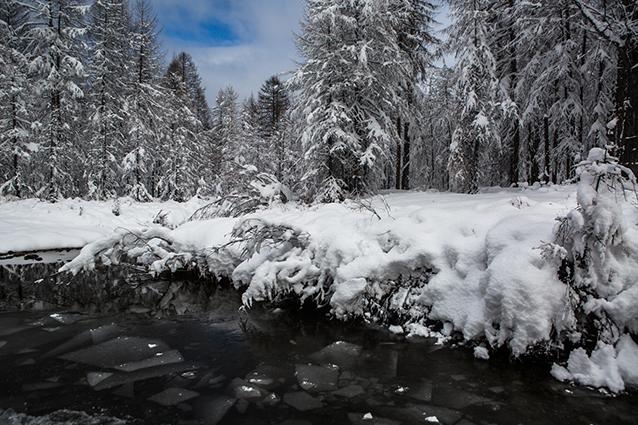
[3,185,638,393]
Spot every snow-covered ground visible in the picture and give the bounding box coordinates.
[0,197,206,254]
[2,185,638,392]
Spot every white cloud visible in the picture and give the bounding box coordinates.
[156,0,305,104]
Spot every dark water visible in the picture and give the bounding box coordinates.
[0,253,637,425]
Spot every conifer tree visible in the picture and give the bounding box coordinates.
[26,0,87,201]
[158,57,201,201]
[85,0,131,199]
[0,0,30,197]
[125,0,165,201]
[447,0,501,193]
[258,75,290,181]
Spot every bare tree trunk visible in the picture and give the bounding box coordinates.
[529,123,540,184]
[543,115,550,183]
[395,116,402,190]
[401,121,410,190]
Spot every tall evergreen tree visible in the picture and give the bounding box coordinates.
[169,52,211,130]
[212,86,240,183]
[85,0,131,199]
[257,75,290,181]
[239,94,264,169]
[125,0,165,201]
[0,0,30,197]
[575,0,638,174]
[26,0,87,201]
[158,56,202,201]
[389,0,437,190]
[447,0,501,193]
[293,0,435,201]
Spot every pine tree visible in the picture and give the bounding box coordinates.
[293,0,433,201]
[389,0,437,190]
[25,0,87,201]
[575,0,638,174]
[240,94,264,169]
[158,57,201,201]
[169,52,211,131]
[257,75,290,181]
[212,86,241,192]
[0,0,30,197]
[447,0,501,193]
[125,0,165,201]
[85,0,132,199]
[414,66,456,190]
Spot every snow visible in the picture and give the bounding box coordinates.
[473,346,490,360]
[388,325,404,335]
[20,187,580,353]
[551,335,638,392]
[0,197,206,254]
[4,184,638,392]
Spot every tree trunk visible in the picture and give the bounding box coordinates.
[401,121,410,190]
[395,116,402,190]
[508,3,520,185]
[543,115,550,183]
[529,123,540,184]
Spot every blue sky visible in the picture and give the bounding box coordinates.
[153,0,450,104]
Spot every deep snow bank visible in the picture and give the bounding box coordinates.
[61,187,584,351]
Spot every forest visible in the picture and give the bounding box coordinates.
[1,0,636,204]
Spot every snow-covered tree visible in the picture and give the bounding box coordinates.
[168,52,211,132]
[125,0,165,201]
[447,0,501,193]
[158,57,201,201]
[545,147,637,349]
[239,94,264,169]
[25,0,87,201]
[574,0,638,174]
[0,0,31,197]
[212,86,242,191]
[413,66,456,190]
[388,0,437,190]
[293,0,435,201]
[258,75,291,181]
[85,0,131,199]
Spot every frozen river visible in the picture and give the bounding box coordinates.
[0,253,636,425]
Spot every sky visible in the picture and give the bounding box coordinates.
[153,0,450,105]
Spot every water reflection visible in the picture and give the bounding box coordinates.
[0,254,636,425]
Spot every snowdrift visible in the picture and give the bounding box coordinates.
[57,189,580,345]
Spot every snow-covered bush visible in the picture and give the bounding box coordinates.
[190,166,291,220]
[542,148,638,391]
